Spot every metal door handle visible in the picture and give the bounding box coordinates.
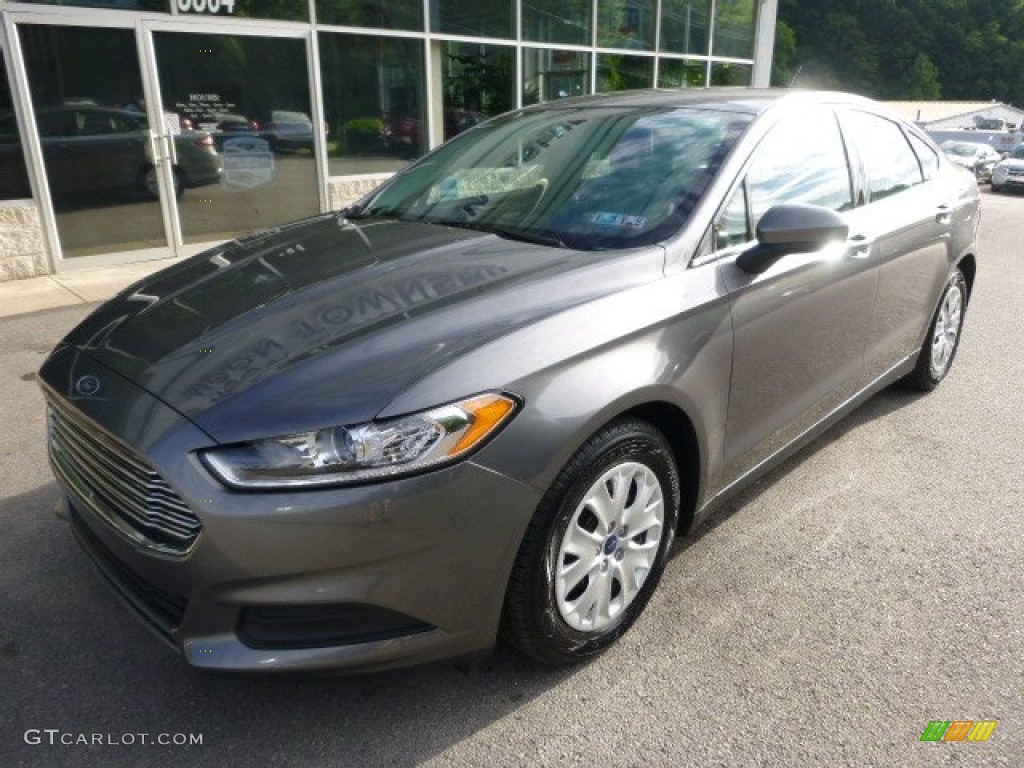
[848,233,872,259]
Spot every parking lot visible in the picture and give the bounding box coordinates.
[1,191,1021,767]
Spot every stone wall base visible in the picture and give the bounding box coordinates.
[0,202,49,281]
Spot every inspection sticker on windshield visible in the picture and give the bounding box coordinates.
[590,212,646,229]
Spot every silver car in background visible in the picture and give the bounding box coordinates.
[40,89,979,673]
[991,143,1024,192]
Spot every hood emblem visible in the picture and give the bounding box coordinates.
[74,375,101,397]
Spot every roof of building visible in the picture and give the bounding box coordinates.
[882,100,1024,124]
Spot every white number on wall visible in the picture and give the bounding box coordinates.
[176,0,236,14]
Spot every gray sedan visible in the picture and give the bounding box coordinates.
[39,89,979,673]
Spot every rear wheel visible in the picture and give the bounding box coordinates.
[902,269,967,391]
[139,165,184,200]
[502,419,680,665]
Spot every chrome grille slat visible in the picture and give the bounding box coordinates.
[46,395,201,555]
[53,434,197,542]
[52,422,198,535]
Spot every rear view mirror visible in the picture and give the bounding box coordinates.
[737,203,849,274]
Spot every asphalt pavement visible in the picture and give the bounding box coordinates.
[0,191,1021,767]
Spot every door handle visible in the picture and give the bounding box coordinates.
[145,129,164,166]
[847,233,873,259]
[936,204,952,224]
[161,133,178,167]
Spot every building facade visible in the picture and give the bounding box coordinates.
[0,0,777,281]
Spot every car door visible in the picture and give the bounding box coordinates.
[710,106,880,484]
[837,110,955,383]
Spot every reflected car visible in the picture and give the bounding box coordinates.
[940,140,1002,183]
[212,112,260,151]
[990,143,1024,192]
[40,90,978,674]
[0,106,221,200]
[260,110,316,152]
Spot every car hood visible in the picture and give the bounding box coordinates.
[998,157,1024,170]
[62,214,663,443]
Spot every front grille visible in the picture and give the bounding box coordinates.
[47,396,201,556]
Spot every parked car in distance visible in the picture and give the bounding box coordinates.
[940,140,1002,183]
[40,89,979,674]
[260,110,316,152]
[990,143,1024,192]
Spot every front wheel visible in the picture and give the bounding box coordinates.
[901,269,967,391]
[502,419,681,666]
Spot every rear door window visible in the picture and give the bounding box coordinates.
[841,110,924,202]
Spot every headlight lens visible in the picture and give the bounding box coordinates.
[202,392,519,489]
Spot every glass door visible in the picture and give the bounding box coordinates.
[145,25,320,248]
[15,22,176,260]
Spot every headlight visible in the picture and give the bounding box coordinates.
[201,392,519,489]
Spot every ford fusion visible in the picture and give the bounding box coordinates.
[40,89,979,672]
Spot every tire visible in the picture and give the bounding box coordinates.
[502,419,681,666]
[991,183,1003,193]
[139,166,184,201]
[901,269,967,391]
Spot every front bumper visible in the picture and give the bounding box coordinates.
[42,348,541,673]
[992,167,1024,187]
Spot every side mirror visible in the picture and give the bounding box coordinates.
[736,203,849,274]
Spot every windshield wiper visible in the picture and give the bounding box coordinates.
[441,221,568,249]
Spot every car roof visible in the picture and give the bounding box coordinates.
[517,87,879,116]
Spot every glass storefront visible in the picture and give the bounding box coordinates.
[319,33,426,175]
[0,56,32,200]
[660,0,710,55]
[0,0,770,272]
[152,31,319,245]
[712,0,757,59]
[441,42,515,141]
[522,48,589,106]
[18,25,168,259]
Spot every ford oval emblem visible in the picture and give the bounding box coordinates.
[74,375,101,397]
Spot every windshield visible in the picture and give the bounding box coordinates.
[353,106,752,250]
[1011,145,1024,159]
[942,142,981,157]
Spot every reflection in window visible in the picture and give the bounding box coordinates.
[745,110,853,229]
[442,43,515,141]
[710,62,751,86]
[431,0,514,39]
[316,0,421,30]
[657,58,707,88]
[522,0,591,46]
[660,0,710,55]
[712,0,756,59]
[359,107,751,250]
[597,0,655,50]
[596,55,654,92]
[320,33,426,176]
[715,183,749,249]
[18,0,164,10]
[18,24,168,258]
[841,111,924,202]
[153,32,319,243]
[907,133,940,181]
[522,49,589,106]
[0,61,31,201]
